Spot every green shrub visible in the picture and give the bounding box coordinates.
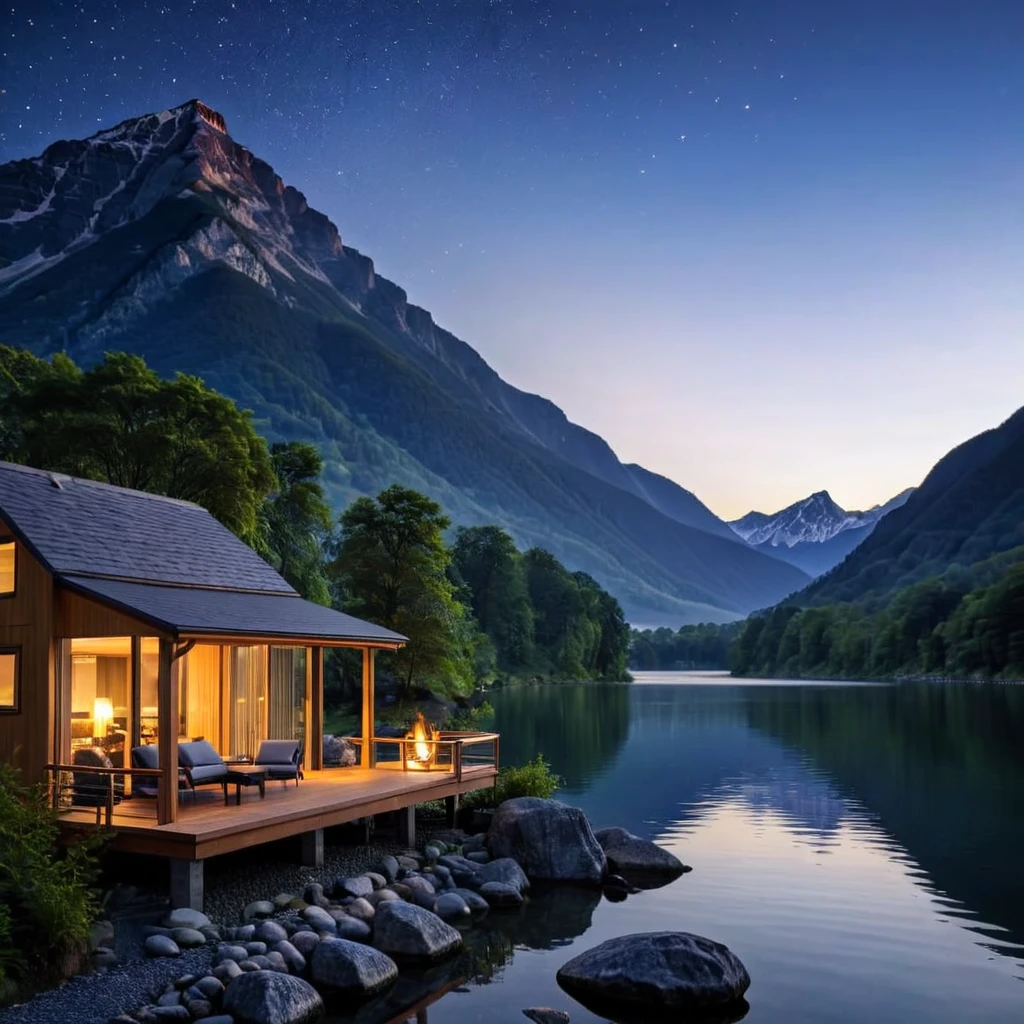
[0,763,101,1004]
[462,753,562,811]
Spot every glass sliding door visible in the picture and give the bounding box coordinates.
[63,636,132,767]
[229,645,267,760]
[268,647,306,746]
[180,644,222,746]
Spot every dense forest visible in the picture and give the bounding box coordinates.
[733,549,1024,680]
[0,346,631,699]
[629,622,741,671]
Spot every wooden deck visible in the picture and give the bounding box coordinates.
[57,765,496,861]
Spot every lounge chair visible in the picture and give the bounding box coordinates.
[71,747,123,822]
[254,739,303,786]
[130,745,187,797]
[177,740,229,800]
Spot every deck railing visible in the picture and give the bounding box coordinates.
[350,730,500,780]
[45,763,164,827]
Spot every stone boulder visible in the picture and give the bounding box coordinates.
[334,875,374,900]
[479,881,523,907]
[523,1011,570,1024]
[556,932,750,1017]
[593,827,688,886]
[223,970,324,1024]
[433,892,471,923]
[145,935,181,958]
[488,798,606,885]
[310,938,398,997]
[476,857,530,895]
[171,928,208,949]
[164,908,212,931]
[373,900,463,963]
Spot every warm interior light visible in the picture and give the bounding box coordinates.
[93,697,114,738]
[406,712,436,770]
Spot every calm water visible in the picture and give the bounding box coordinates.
[333,674,1024,1023]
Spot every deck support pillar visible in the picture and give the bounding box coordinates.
[157,639,178,825]
[169,859,204,911]
[360,648,376,769]
[396,804,415,847]
[300,828,324,867]
[309,647,323,771]
[445,794,459,827]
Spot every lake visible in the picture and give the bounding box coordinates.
[337,673,1024,1023]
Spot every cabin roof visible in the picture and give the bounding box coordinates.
[62,577,407,646]
[0,461,292,593]
[0,461,407,647]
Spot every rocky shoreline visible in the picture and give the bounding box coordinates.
[4,798,749,1024]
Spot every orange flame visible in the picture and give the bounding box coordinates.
[408,712,436,769]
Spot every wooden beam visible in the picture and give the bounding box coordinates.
[309,646,323,771]
[360,647,375,769]
[156,639,178,825]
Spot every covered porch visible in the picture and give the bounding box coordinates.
[44,578,499,908]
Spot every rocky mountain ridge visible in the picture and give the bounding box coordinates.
[0,100,810,625]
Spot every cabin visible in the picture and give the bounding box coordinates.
[0,462,498,909]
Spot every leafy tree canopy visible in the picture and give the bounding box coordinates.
[1,347,275,545]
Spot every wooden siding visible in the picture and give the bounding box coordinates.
[0,524,54,781]
[54,586,165,638]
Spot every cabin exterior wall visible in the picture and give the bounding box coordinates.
[0,522,54,783]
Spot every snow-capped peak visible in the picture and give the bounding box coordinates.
[728,489,908,548]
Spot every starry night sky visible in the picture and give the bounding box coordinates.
[4,0,1024,517]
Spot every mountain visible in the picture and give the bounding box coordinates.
[0,100,809,626]
[802,407,1024,606]
[729,489,913,578]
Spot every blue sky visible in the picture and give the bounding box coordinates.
[5,0,1023,517]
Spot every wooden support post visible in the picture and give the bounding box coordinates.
[130,638,142,752]
[310,646,323,771]
[157,639,178,825]
[169,859,204,911]
[360,647,376,769]
[445,794,459,828]
[300,828,324,867]
[396,804,416,847]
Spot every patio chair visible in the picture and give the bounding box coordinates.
[130,745,187,798]
[177,740,229,800]
[71,747,123,823]
[254,739,303,786]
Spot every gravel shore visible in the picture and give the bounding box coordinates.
[1,831,406,1024]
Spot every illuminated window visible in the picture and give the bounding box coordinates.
[0,648,18,712]
[0,540,14,595]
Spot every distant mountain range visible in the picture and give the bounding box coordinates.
[802,406,1024,606]
[0,99,809,626]
[728,489,914,578]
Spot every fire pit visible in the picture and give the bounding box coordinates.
[404,712,438,770]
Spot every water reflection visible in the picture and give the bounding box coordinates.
[337,677,1024,1023]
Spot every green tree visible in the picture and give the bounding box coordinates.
[262,442,334,605]
[331,485,475,695]
[4,350,275,545]
[452,525,535,670]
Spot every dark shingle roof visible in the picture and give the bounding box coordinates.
[64,577,407,646]
[0,461,407,646]
[0,461,293,593]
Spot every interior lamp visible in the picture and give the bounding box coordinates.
[93,697,114,740]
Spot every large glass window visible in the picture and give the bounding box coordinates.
[229,645,267,760]
[268,647,306,746]
[0,648,18,711]
[139,638,160,744]
[180,644,222,746]
[67,637,131,765]
[0,540,14,595]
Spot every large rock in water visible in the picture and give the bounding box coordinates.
[488,798,606,884]
[311,938,398,997]
[593,826,688,886]
[373,900,463,962]
[556,932,750,1018]
[223,971,324,1024]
